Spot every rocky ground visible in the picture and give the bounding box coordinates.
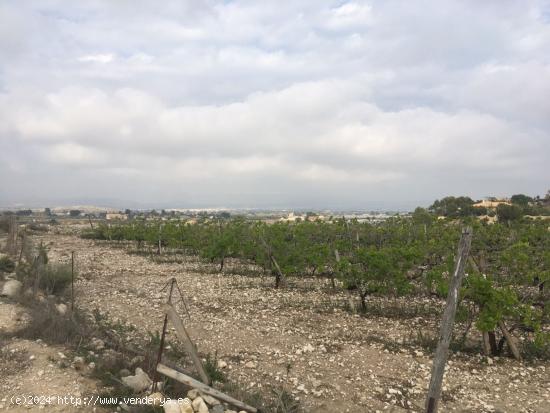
[0,300,108,412]
[1,226,550,412]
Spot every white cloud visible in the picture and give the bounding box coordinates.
[78,53,115,63]
[8,80,545,180]
[0,0,549,208]
[327,2,373,29]
[46,142,103,165]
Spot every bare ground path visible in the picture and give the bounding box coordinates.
[35,232,550,412]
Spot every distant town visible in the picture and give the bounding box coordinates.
[2,192,549,225]
[0,205,404,224]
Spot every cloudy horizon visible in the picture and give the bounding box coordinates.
[1,1,549,210]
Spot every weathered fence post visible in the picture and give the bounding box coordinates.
[18,230,26,265]
[33,248,45,296]
[498,320,521,360]
[71,251,75,311]
[7,216,17,256]
[152,277,176,391]
[425,226,472,413]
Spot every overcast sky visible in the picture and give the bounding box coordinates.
[1,1,549,210]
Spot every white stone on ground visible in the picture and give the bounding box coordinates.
[121,367,153,393]
[1,280,22,297]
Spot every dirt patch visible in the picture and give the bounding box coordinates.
[0,337,107,412]
[0,301,30,334]
[0,293,108,412]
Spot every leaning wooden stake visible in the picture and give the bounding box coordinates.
[425,227,472,413]
[164,304,210,385]
[498,320,521,360]
[157,363,258,413]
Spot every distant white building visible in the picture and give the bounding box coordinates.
[280,212,302,222]
[473,198,511,209]
[106,213,128,221]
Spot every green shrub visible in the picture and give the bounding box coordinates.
[27,223,48,232]
[497,204,523,222]
[0,256,15,273]
[41,264,73,294]
[204,352,226,384]
[15,297,88,344]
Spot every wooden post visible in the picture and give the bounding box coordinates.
[164,304,210,385]
[18,231,26,265]
[33,249,45,296]
[152,278,176,391]
[425,227,472,413]
[330,249,340,289]
[7,216,17,256]
[498,320,521,360]
[157,363,258,413]
[157,223,163,255]
[71,251,75,311]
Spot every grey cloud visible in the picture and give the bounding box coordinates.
[1,1,549,209]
